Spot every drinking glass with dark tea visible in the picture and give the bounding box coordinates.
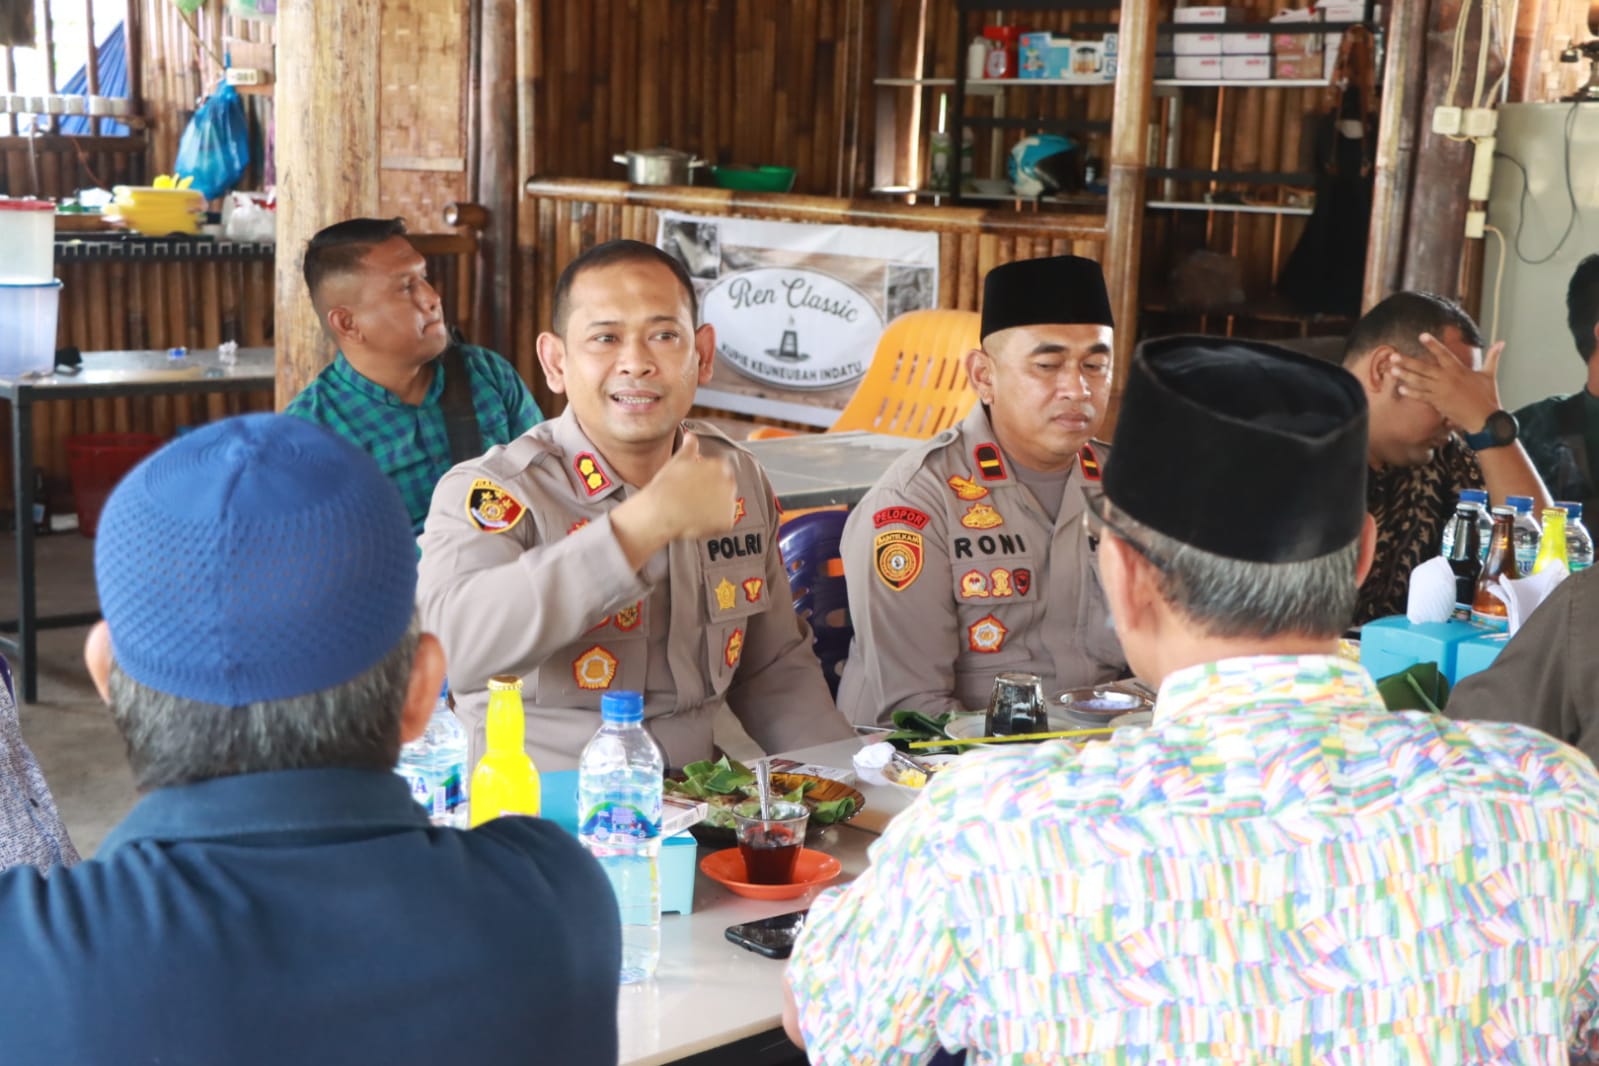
[733,801,809,885]
[986,672,1047,737]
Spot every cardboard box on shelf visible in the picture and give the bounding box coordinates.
[1273,55,1319,78]
[1173,55,1224,79]
[1019,32,1055,78]
[1221,31,1272,53]
[1173,5,1246,21]
[1271,8,1324,56]
[1174,31,1225,54]
[1221,54,1272,78]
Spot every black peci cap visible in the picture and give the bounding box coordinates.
[980,255,1114,341]
[1103,335,1369,563]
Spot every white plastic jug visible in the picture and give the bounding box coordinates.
[0,280,62,377]
[0,198,55,282]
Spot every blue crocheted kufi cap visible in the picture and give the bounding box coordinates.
[93,413,418,705]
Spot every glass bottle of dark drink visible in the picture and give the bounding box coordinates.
[1470,506,1520,629]
[1444,503,1482,612]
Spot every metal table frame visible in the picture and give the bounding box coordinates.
[0,348,274,702]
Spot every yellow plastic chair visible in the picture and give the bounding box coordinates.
[746,309,981,441]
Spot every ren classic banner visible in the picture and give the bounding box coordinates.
[656,212,940,426]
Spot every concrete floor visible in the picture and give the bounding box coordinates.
[7,527,763,860]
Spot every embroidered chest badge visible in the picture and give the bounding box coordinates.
[742,577,764,603]
[1013,568,1032,596]
[574,452,611,496]
[873,505,931,529]
[733,497,747,525]
[959,570,990,599]
[614,602,643,632]
[568,519,590,535]
[974,444,1007,481]
[573,645,619,690]
[947,474,989,501]
[874,529,924,591]
[967,615,1007,653]
[466,478,527,534]
[724,628,745,669]
[960,502,1004,529]
[714,578,738,611]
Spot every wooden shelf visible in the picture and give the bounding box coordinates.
[1154,78,1330,87]
[872,186,1108,209]
[1146,199,1313,215]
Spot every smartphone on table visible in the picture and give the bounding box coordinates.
[725,909,809,959]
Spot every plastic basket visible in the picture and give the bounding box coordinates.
[66,433,164,538]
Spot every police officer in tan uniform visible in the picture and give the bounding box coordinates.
[836,255,1127,725]
[417,240,854,770]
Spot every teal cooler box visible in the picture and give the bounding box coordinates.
[1359,617,1489,685]
[539,770,698,915]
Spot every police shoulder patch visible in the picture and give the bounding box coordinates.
[974,443,1007,481]
[466,478,528,534]
[874,529,924,591]
[574,452,612,496]
[1079,443,1102,482]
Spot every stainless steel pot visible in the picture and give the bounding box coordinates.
[612,147,706,186]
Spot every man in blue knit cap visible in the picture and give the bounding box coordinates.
[0,414,620,1065]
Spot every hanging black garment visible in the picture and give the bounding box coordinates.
[1279,27,1377,317]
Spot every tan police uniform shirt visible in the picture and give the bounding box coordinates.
[416,409,855,771]
[835,404,1126,725]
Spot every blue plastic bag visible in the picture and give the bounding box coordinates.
[174,82,250,200]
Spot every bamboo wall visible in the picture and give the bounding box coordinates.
[528,0,871,196]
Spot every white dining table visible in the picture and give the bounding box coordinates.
[616,736,917,1066]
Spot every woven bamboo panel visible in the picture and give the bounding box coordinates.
[529,0,869,196]
[377,0,471,220]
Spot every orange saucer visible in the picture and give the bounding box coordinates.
[699,847,842,900]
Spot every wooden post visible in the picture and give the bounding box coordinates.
[1400,0,1504,297]
[475,0,517,356]
[1104,0,1155,402]
[272,0,383,408]
[1363,0,1430,309]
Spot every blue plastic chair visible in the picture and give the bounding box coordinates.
[778,510,852,698]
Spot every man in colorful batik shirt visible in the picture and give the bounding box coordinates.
[785,336,1599,1064]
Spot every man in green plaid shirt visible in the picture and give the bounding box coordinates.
[285,218,542,535]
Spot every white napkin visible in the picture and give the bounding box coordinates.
[1406,556,1458,624]
[1484,562,1568,634]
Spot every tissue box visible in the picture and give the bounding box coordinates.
[1454,631,1510,681]
[539,770,698,915]
[1359,617,1493,685]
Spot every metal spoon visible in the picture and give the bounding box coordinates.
[755,758,772,820]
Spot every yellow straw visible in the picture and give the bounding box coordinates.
[908,726,1118,749]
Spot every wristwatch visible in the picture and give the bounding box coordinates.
[1462,410,1519,451]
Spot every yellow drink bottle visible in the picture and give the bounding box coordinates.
[469,674,541,826]
[1532,507,1570,574]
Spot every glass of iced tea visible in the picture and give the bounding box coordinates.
[733,801,809,885]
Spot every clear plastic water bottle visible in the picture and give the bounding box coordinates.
[578,691,663,984]
[1560,501,1595,572]
[1443,488,1493,563]
[395,685,469,828]
[1505,495,1542,576]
